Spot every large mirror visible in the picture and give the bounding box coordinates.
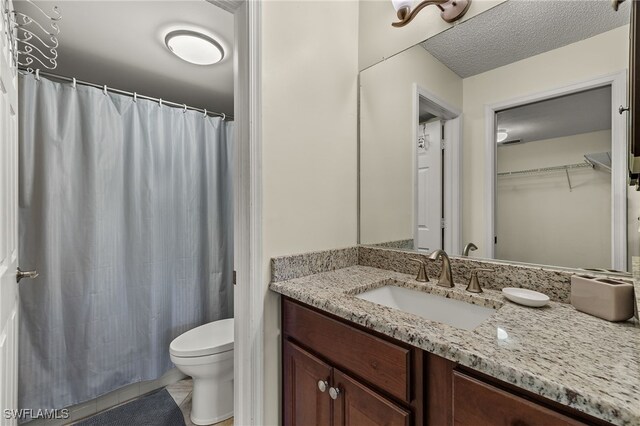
[359,0,638,272]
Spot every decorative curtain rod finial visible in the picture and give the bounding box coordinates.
[391,0,471,27]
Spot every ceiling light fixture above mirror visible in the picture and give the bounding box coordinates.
[165,30,224,65]
[391,0,471,27]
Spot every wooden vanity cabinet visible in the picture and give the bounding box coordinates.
[332,368,411,426]
[283,340,332,426]
[452,371,585,426]
[281,297,611,426]
[282,298,420,426]
[283,339,411,426]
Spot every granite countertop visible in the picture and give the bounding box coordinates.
[269,265,640,426]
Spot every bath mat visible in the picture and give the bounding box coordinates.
[76,389,186,426]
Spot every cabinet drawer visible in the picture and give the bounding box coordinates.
[453,371,586,426]
[283,298,411,402]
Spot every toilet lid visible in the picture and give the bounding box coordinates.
[170,318,234,357]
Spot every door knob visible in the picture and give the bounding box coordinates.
[329,386,341,400]
[16,268,38,283]
[317,380,328,393]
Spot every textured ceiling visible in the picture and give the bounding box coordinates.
[496,86,611,144]
[421,0,630,78]
[206,0,242,13]
[17,1,234,115]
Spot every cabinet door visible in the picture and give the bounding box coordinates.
[452,371,585,426]
[283,340,332,426]
[332,369,411,426]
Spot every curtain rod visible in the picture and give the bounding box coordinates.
[18,68,234,121]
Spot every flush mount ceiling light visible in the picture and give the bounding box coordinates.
[391,0,471,27]
[497,130,509,143]
[164,30,224,65]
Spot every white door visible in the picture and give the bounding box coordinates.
[0,1,20,423]
[416,121,442,252]
[442,116,461,254]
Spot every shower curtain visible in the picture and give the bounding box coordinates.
[17,73,234,412]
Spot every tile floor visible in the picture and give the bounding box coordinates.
[71,378,232,426]
[165,379,234,426]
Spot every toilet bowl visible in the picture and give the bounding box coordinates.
[170,318,234,425]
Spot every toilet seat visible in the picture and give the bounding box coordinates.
[170,318,233,357]
[170,348,233,366]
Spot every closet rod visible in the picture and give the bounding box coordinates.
[18,68,234,120]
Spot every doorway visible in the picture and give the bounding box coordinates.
[413,85,462,254]
[0,0,264,425]
[484,71,628,270]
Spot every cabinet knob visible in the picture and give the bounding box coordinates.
[317,380,328,393]
[329,386,341,400]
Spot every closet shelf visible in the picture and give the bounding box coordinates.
[497,161,598,192]
[497,161,594,177]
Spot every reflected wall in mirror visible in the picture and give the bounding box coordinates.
[359,0,638,272]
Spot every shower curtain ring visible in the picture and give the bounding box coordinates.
[35,69,40,81]
[103,85,108,95]
[221,113,226,121]
[183,104,187,113]
[159,99,163,108]
[72,78,76,89]
[133,92,137,102]
[203,109,207,118]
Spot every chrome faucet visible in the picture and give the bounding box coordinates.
[462,242,478,257]
[428,249,454,288]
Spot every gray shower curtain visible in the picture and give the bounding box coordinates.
[17,73,233,412]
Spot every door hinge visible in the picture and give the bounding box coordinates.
[441,219,446,229]
[233,270,237,285]
[441,140,445,150]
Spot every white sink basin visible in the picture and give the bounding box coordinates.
[356,285,496,331]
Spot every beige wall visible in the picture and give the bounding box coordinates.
[496,131,611,268]
[261,1,359,424]
[462,25,629,259]
[258,5,635,423]
[358,0,505,71]
[360,44,461,245]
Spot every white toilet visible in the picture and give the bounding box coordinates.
[170,318,234,425]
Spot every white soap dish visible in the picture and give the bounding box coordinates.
[502,288,550,308]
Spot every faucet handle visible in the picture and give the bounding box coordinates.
[466,268,494,293]
[409,258,429,282]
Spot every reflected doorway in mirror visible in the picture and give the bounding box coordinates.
[484,72,628,270]
[413,84,462,255]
